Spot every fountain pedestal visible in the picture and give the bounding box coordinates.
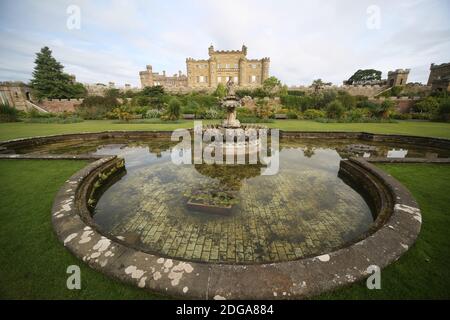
[222,98,241,128]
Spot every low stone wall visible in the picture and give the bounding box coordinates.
[2,130,450,154]
[281,131,450,150]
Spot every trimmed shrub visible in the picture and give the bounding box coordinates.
[163,97,181,121]
[77,96,119,119]
[326,100,345,119]
[286,111,298,119]
[345,108,370,122]
[303,109,326,119]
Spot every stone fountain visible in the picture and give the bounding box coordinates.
[221,79,241,128]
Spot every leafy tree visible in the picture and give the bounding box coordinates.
[133,96,151,107]
[255,99,273,119]
[312,79,325,92]
[311,79,332,93]
[262,76,281,91]
[30,46,86,100]
[214,83,227,99]
[371,100,395,119]
[437,98,450,121]
[414,97,439,113]
[105,88,121,99]
[141,85,165,97]
[347,69,382,84]
[336,91,356,109]
[326,100,345,119]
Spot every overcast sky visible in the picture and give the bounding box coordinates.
[0,0,449,87]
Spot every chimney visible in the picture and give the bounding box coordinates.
[163,70,166,77]
[179,70,182,77]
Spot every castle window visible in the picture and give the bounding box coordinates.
[234,76,238,83]
[251,75,257,83]
[217,64,221,69]
[234,64,238,69]
[252,64,257,69]
[226,64,230,69]
[217,77,222,83]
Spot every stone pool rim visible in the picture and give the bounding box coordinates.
[25,131,435,299]
[1,129,450,151]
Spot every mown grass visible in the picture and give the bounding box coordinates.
[1,119,450,141]
[0,160,448,299]
[321,164,450,299]
[0,160,165,299]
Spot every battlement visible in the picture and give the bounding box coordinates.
[186,58,209,62]
[0,81,29,87]
[388,69,410,75]
[208,45,248,56]
[430,62,450,70]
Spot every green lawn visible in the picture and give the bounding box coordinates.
[0,160,164,299]
[322,164,450,299]
[1,119,450,141]
[0,160,449,299]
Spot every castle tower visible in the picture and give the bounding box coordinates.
[139,65,154,88]
[427,62,450,86]
[387,69,409,87]
[262,58,270,82]
[209,57,217,87]
[239,57,247,86]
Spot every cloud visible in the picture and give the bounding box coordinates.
[0,0,449,86]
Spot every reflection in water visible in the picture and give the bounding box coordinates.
[90,141,374,264]
[13,137,450,263]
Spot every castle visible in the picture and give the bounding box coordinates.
[427,62,450,92]
[139,45,270,90]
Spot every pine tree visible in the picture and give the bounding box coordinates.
[30,47,85,100]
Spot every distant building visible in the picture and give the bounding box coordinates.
[387,69,410,87]
[427,62,450,92]
[140,66,188,89]
[139,45,270,90]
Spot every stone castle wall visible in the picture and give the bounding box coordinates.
[0,82,32,110]
[427,62,450,86]
[288,85,387,98]
[40,98,84,113]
